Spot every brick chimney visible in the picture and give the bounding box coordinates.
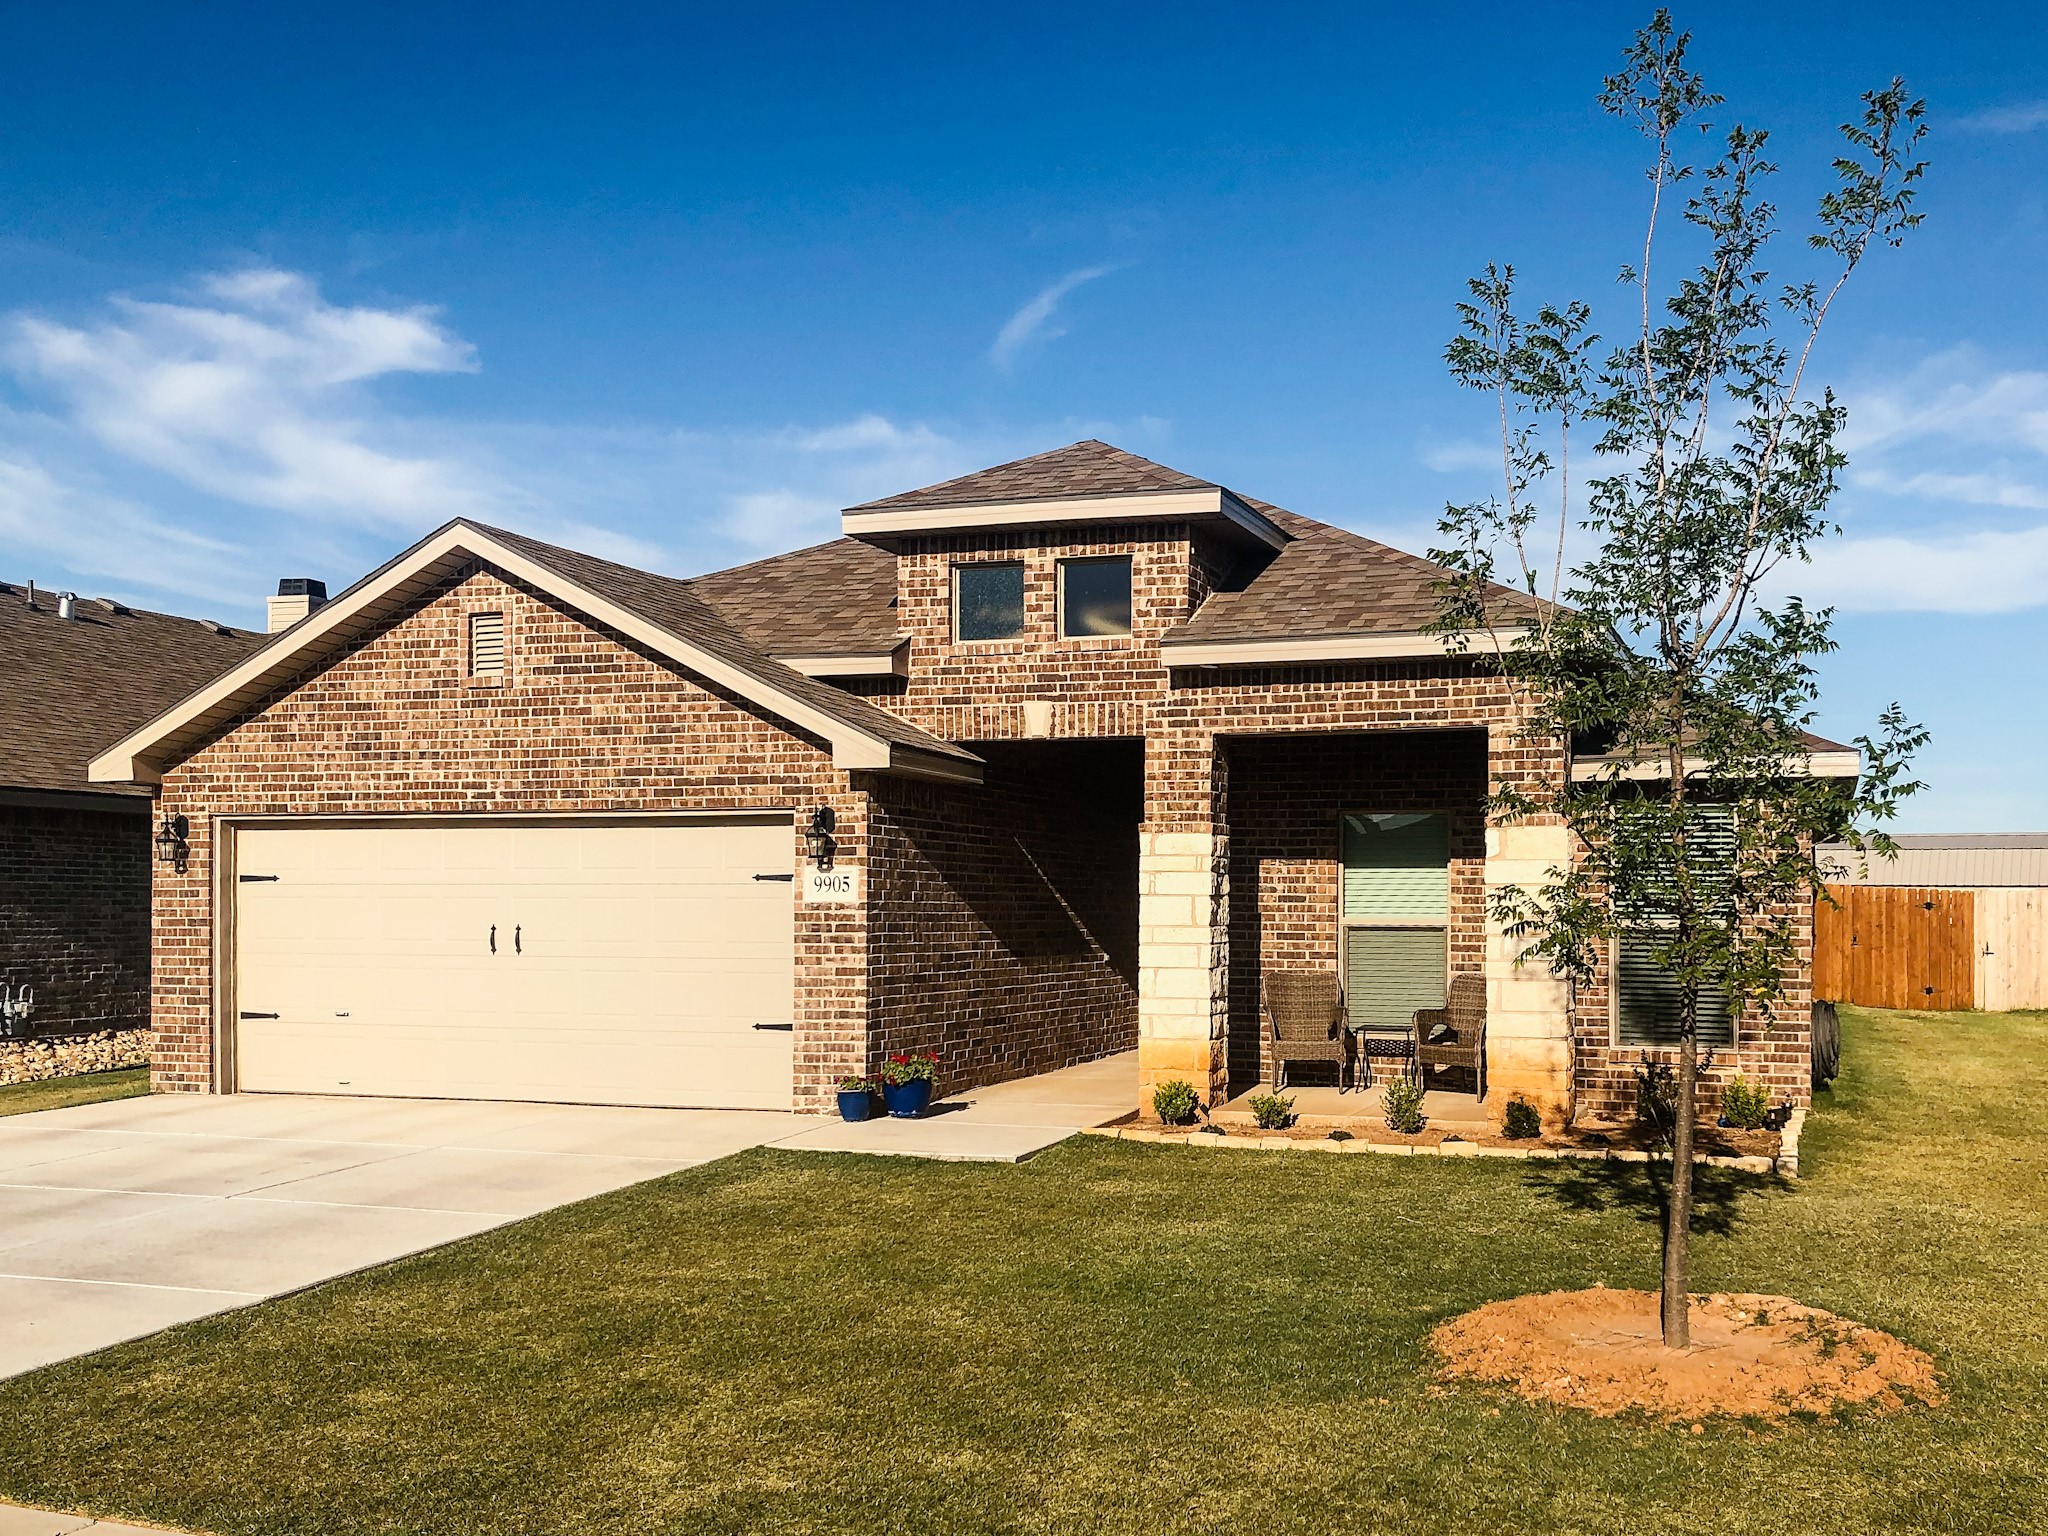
[266,577,329,633]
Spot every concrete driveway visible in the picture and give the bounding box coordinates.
[0,1093,795,1379]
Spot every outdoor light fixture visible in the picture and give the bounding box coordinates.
[153,813,190,871]
[803,806,837,871]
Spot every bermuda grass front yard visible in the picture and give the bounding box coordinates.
[0,1006,2040,1536]
[0,1067,147,1119]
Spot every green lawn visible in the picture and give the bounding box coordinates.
[0,1008,2041,1536]
[0,1067,147,1119]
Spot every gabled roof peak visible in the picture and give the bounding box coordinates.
[841,439,1287,552]
[847,440,1214,513]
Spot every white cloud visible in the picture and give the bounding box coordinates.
[989,266,1115,370]
[1419,438,1502,474]
[1807,526,2048,614]
[0,263,1162,619]
[1955,101,2048,134]
[8,269,499,531]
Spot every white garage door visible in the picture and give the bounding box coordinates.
[231,818,796,1109]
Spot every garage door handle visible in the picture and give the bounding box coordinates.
[239,1011,279,1020]
[751,1021,795,1031]
[753,873,794,882]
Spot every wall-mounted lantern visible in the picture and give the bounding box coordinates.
[803,806,837,871]
[153,813,190,872]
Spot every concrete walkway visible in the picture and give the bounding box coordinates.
[773,1051,1136,1162]
[0,1093,796,1381]
[0,1502,182,1535]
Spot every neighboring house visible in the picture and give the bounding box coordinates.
[1816,836,2048,1012]
[1,582,264,1081]
[90,441,1847,1122]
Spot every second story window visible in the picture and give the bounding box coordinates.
[954,562,1025,641]
[1059,556,1132,638]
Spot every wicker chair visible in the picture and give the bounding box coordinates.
[1413,973,1487,1100]
[1263,971,1350,1091]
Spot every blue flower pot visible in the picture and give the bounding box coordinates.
[837,1090,875,1123]
[882,1078,933,1119]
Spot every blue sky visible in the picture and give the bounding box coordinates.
[2,2,2044,830]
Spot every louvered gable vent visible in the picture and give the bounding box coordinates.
[469,611,506,676]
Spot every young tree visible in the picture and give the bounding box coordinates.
[1431,11,1929,1348]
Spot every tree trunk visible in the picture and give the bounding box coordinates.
[1662,1022,1696,1348]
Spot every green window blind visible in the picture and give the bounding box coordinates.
[1614,805,1737,1047]
[1341,813,1449,920]
[1344,927,1447,1034]
[1617,935,1734,1047]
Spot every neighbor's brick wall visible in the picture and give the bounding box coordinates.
[0,804,152,1040]
[866,740,1140,1091]
[1222,731,1489,1090]
[149,564,870,1110]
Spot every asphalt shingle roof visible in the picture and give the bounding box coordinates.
[0,586,264,797]
[847,439,1213,512]
[472,524,971,763]
[685,538,902,654]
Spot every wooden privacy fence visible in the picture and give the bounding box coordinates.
[1814,886,1976,1010]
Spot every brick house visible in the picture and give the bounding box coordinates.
[1,582,263,1082]
[90,441,1845,1122]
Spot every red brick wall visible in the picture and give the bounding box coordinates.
[1221,731,1488,1091]
[0,803,151,1037]
[149,565,870,1109]
[867,740,1140,1088]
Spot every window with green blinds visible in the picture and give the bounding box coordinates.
[1344,927,1447,1033]
[1341,814,1449,1032]
[1614,805,1737,1047]
[1341,813,1449,919]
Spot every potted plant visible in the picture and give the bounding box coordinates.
[878,1050,939,1118]
[836,1074,878,1122]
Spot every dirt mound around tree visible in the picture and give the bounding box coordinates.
[1430,1288,1942,1422]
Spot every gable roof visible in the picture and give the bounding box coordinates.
[0,585,263,803]
[848,440,1212,512]
[88,521,982,789]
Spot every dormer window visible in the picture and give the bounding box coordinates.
[1059,557,1132,638]
[954,562,1025,642]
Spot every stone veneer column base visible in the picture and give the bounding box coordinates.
[1483,823,1577,1129]
[1136,827,1228,1112]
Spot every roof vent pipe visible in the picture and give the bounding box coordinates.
[266,576,330,634]
[57,592,77,621]
[24,579,37,611]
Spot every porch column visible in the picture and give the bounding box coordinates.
[1136,732,1228,1111]
[1482,791,1577,1124]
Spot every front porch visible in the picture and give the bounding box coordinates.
[1134,725,1578,1128]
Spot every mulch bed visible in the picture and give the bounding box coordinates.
[1429,1287,1943,1422]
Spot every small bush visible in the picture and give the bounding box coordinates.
[1152,1079,1200,1125]
[1327,1129,1354,1142]
[1720,1074,1773,1131]
[1634,1062,1679,1145]
[1381,1076,1426,1134]
[1501,1096,1542,1139]
[1247,1091,1295,1130]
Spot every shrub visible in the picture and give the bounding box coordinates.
[1381,1076,1426,1134]
[1152,1079,1200,1125]
[1247,1091,1295,1130]
[1502,1096,1542,1139]
[1634,1062,1679,1145]
[1327,1129,1354,1142]
[1720,1074,1773,1131]
[877,1051,939,1087]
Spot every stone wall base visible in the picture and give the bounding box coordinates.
[1137,1034,1226,1109]
[1,1028,150,1087]
[1484,1036,1575,1130]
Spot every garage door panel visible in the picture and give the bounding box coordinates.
[233,819,796,1109]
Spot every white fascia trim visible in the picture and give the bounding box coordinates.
[773,641,910,678]
[1570,749,1863,782]
[1158,627,1532,666]
[841,488,1288,551]
[89,524,974,785]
